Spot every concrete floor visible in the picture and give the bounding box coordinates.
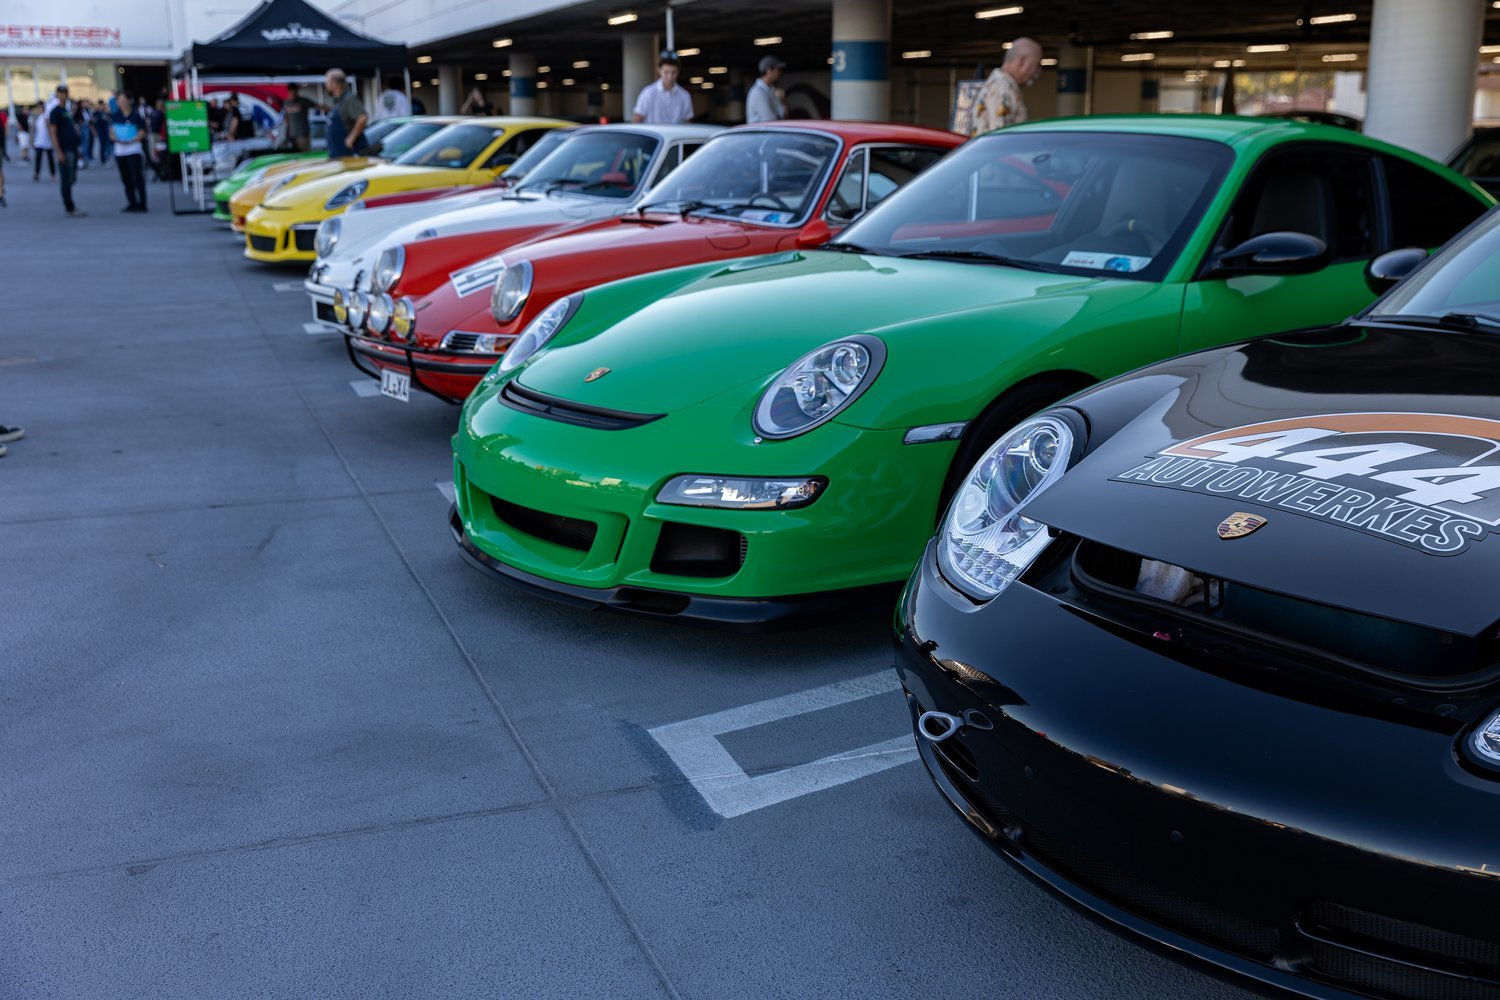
[0,162,1258,999]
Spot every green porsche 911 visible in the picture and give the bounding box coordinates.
[450,115,1492,629]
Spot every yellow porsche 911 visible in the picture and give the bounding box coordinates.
[228,116,462,232]
[242,116,572,263]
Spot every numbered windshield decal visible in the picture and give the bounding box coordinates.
[1112,412,1500,556]
[1061,250,1151,272]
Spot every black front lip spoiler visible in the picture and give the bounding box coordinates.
[346,334,493,405]
[449,505,896,632]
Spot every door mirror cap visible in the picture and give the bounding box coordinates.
[1364,246,1427,295]
[795,218,832,249]
[1212,231,1330,277]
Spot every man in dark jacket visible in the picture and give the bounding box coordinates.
[46,85,83,216]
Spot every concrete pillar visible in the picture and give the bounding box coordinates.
[831,0,889,121]
[509,52,537,116]
[622,34,657,117]
[1366,0,1483,160]
[438,64,460,115]
[1055,43,1087,118]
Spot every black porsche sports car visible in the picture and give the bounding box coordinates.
[897,212,1500,999]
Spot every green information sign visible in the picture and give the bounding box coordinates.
[165,101,211,154]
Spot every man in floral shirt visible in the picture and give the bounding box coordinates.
[971,37,1042,136]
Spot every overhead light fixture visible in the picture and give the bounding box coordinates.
[1482,45,1500,53]
[429,78,439,85]
[608,12,638,25]
[537,65,551,73]
[1233,58,1247,66]
[1039,57,1057,66]
[502,70,512,77]
[537,81,549,88]
[416,55,433,64]
[1001,41,1013,49]
[676,47,700,56]
[1212,59,1232,67]
[755,36,782,46]
[709,65,728,74]
[573,60,590,69]
[1308,13,1357,24]
[826,56,835,64]
[1121,52,1155,62]
[561,78,574,85]
[1321,53,1358,62]
[689,76,704,83]
[1130,30,1174,40]
[1247,43,1290,53]
[701,81,714,89]
[412,80,422,88]
[975,6,1024,18]
[601,82,610,90]
[474,72,489,80]
[492,38,512,48]
[902,50,933,59]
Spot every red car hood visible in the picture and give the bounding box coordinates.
[409,213,815,348]
[393,221,594,299]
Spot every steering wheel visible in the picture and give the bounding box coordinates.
[747,191,794,211]
[1101,218,1169,253]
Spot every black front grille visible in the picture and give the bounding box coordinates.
[489,494,597,552]
[292,228,317,252]
[1301,900,1500,998]
[215,198,230,215]
[445,332,482,352]
[315,301,337,323]
[1306,901,1500,971]
[248,234,277,252]
[1307,941,1500,1000]
[650,522,746,578]
[500,380,663,431]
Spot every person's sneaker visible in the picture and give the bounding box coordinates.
[0,425,24,443]
[0,196,7,207]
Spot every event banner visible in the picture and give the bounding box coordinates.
[165,101,210,154]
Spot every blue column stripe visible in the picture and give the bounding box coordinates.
[511,77,536,98]
[831,40,888,82]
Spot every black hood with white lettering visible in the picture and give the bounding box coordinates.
[1028,324,1500,637]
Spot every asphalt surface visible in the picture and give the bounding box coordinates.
[0,160,1260,999]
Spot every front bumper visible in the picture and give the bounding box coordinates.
[345,333,497,404]
[243,214,320,262]
[896,543,1500,1000]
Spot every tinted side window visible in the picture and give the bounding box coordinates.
[826,148,866,223]
[1212,147,1374,263]
[866,146,947,212]
[653,141,702,183]
[1384,155,1488,249]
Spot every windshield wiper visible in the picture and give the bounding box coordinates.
[898,249,1052,272]
[821,241,894,257]
[1368,311,1500,334]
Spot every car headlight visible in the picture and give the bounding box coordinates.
[752,336,887,440]
[366,293,394,335]
[315,217,341,258]
[1468,709,1500,772]
[938,413,1080,601]
[657,475,827,510]
[498,293,582,373]
[373,245,405,293]
[331,288,349,325]
[267,173,300,198]
[347,291,369,331]
[325,180,368,211]
[392,297,416,342]
[490,259,533,325]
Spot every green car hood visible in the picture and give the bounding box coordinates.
[516,249,1121,415]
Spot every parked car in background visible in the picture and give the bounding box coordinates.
[900,207,1500,1000]
[448,115,1491,628]
[1448,126,1500,197]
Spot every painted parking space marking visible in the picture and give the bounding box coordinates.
[349,379,381,398]
[304,322,334,335]
[435,480,456,503]
[272,281,303,293]
[649,670,916,819]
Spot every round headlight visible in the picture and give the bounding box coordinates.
[938,413,1079,601]
[490,259,533,325]
[366,294,394,336]
[331,289,349,325]
[347,291,369,331]
[373,245,405,293]
[752,336,887,440]
[325,179,368,211]
[392,297,416,342]
[499,294,583,373]
[315,217,342,259]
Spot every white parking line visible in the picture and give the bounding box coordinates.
[435,480,456,503]
[304,322,334,335]
[649,670,916,819]
[349,379,381,398]
[271,281,302,293]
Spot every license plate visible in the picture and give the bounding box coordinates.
[380,369,411,402]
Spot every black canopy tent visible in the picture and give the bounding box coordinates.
[176,0,407,76]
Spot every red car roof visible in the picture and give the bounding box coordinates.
[723,119,964,147]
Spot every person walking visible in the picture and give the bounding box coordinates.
[459,88,493,115]
[93,101,113,165]
[281,89,311,151]
[746,55,786,123]
[225,95,255,141]
[0,424,25,459]
[371,77,411,121]
[631,53,693,124]
[32,103,54,180]
[111,93,147,212]
[971,37,1042,135]
[46,85,84,216]
[75,100,93,168]
[323,69,367,158]
[17,106,31,162]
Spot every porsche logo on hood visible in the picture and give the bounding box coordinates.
[1114,412,1500,556]
[584,367,611,383]
[1217,512,1267,539]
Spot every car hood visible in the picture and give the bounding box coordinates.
[376,193,626,265]
[517,249,1116,414]
[263,164,465,210]
[325,186,507,269]
[1028,324,1500,637]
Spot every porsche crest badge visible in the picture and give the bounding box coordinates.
[584,367,610,383]
[1217,512,1267,540]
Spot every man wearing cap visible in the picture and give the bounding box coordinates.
[631,53,694,124]
[46,85,84,216]
[746,56,786,124]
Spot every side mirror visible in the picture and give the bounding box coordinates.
[1364,246,1427,295]
[1212,231,1330,277]
[795,219,831,249]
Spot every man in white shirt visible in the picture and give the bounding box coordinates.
[631,54,694,124]
[372,78,412,122]
[746,55,786,123]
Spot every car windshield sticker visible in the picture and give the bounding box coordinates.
[1061,251,1151,272]
[738,208,791,224]
[1111,412,1500,556]
[449,256,509,297]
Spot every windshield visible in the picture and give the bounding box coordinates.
[363,120,447,159]
[639,130,840,225]
[834,131,1231,281]
[1366,209,1500,324]
[501,127,578,184]
[516,131,661,199]
[395,124,502,169]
